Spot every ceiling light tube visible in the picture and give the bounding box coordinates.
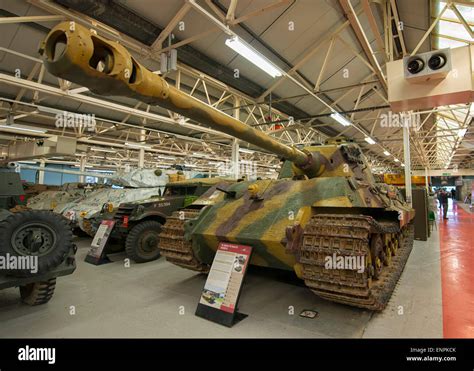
[383,150,390,156]
[238,148,255,154]
[225,36,282,78]
[125,142,151,149]
[330,112,352,126]
[91,147,116,153]
[364,137,376,145]
[0,124,47,134]
[157,155,177,160]
[458,128,467,138]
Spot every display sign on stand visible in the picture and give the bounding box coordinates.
[85,220,115,265]
[195,242,252,327]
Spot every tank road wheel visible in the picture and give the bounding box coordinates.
[125,220,162,263]
[384,242,392,266]
[19,278,56,305]
[382,234,392,266]
[392,236,399,255]
[365,251,374,285]
[0,211,73,277]
[370,234,384,280]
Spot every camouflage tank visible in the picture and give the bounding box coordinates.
[28,182,108,211]
[57,169,167,236]
[22,183,61,202]
[98,178,232,263]
[40,22,415,310]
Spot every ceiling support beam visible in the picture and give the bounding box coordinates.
[0,73,231,139]
[0,15,64,24]
[389,0,407,56]
[361,0,386,60]
[151,1,192,50]
[339,0,387,92]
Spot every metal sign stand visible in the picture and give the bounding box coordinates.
[84,220,115,265]
[195,242,252,327]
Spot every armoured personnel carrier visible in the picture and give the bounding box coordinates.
[57,169,167,236]
[98,178,231,263]
[27,182,107,211]
[40,22,415,310]
[0,169,76,305]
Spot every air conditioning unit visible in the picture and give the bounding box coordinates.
[404,48,452,83]
[387,45,474,112]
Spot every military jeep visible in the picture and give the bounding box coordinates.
[0,170,76,305]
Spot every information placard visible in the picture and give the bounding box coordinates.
[195,242,252,327]
[85,220,115,265]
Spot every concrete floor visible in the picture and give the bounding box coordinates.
[0,230,443,338]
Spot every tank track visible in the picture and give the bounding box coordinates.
[159,209,209,273]
[299,214,414,311]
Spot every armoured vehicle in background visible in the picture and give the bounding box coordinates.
[22,183,61,202]
[57,169,167,236]
[28,182,108,211]
[98,178,231,263]
[41,22,415,310]
[0,170,76,305]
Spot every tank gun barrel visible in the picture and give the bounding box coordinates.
[39,22,322,178]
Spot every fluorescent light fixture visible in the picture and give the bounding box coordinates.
[394,158,400,162]
[91,147,115,153]
[184,163,197,168]
[0,124,47,134]
[401,163,405,167]
[85,168,114,173]
[157,155,176,161]
[37,105,64,115]
[225,36,282,78]
[192,152,210,158]
[238,148,255,154]
[364,137,376,145]
[125,142,151,149]
[383,150,390,156]
[458,128,467,138]
[330,112,351,127]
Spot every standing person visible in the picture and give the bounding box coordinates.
[451,188,456,201]
[436,188,442,209]
[440,189,449,220]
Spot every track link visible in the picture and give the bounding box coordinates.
[159,209,209,273]
[299,214,414,311]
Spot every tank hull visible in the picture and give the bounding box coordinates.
[186,176,403,270]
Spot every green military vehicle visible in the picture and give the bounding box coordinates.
[0,170,76,305]
[99,178,229,263]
